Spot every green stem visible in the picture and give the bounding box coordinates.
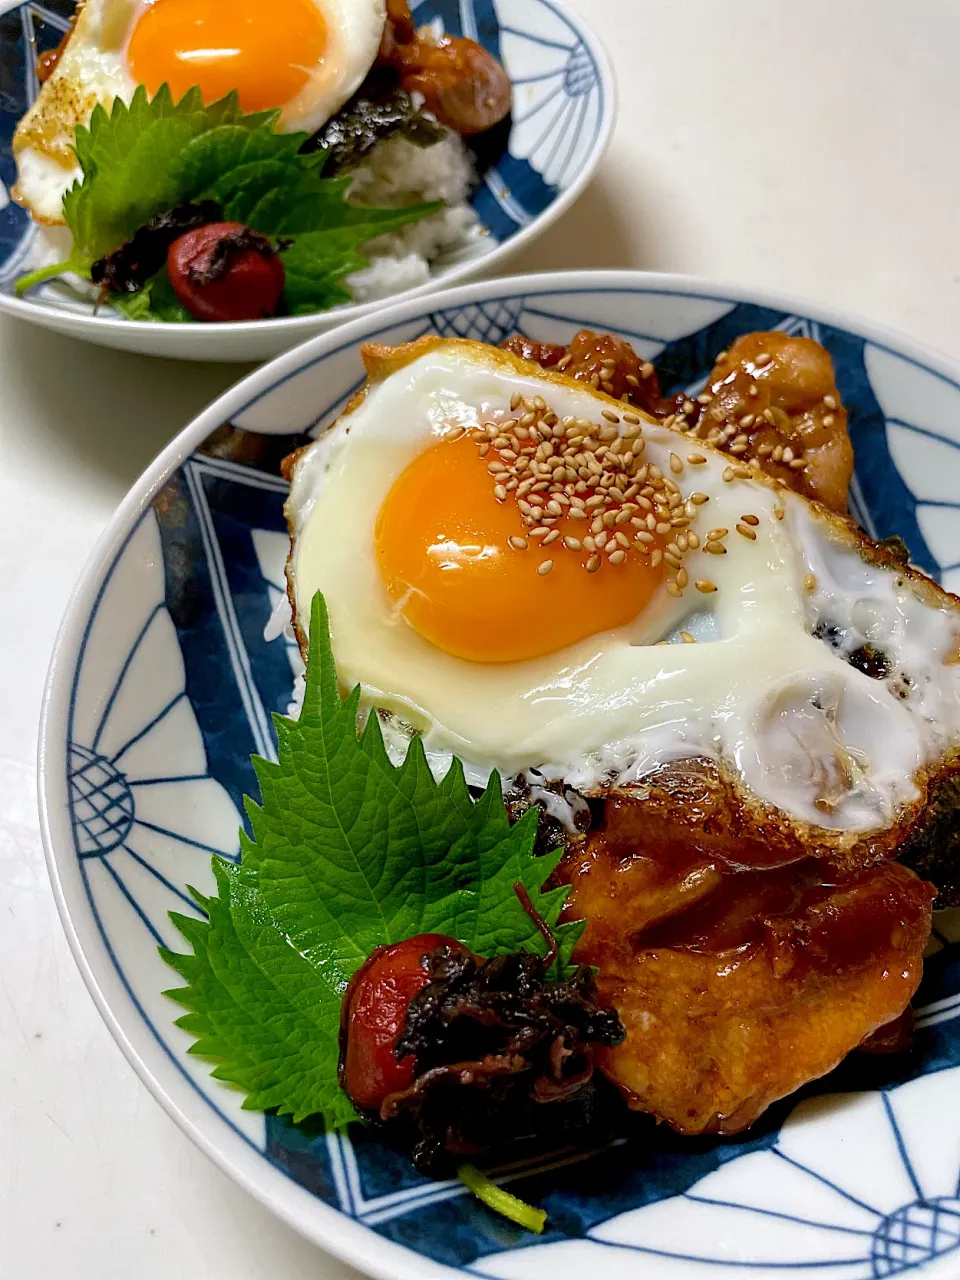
[16,257,90,296]
[457,1163,547,1234]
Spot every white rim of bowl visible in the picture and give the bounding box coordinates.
[37,267,960,1278]
[0,0,617,349]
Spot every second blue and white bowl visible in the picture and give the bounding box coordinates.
[0,0,613,360]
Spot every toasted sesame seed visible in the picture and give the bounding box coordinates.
[739,413,755,429]
[789,458,808,470]
[680,630,696,643]
[519,411,536,427]
[651,549,663,568]
[707,527,729,541]
[682,400,695,415]
[488,461,506,474]
[563,536,582,551]
[669,453,684,474]
[722,467,735,481]
[622,412,641,426]
[676,567,689,589]
[665,579,682,598]
[686,531,700,549]
[640,362,655,379]
[736,523,757,540]
[478,443,490,458]
[665,541,682,557]
[634,530,655,544]
[687,453,706,465]
[774,506,784,520]
[607,549,626,565]
[556,353,572,370]
[822,413,835,428]
[733,466,752,478]
[542,529,560,546]
[664,550,682,569]
[728,443,748,455]
[676,533,689,552]
[508,536,527,550]
[689,492,710,505]
[696,393,713,405]
[771,445,784,463]
[754,352,772,368]
[704,541,727,555]
[568,507,588,520]
[804,573,817,591]
[538,559,554,576]
[695,578,717,593]
[655,521,672,535]
[493,484,507,501]
[823,394,837,410]
[740,513,760,526]
[586,554,601,573]
[782,446,794,463]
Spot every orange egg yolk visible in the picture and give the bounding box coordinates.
[128,0,328,113]
[375,434,665,664]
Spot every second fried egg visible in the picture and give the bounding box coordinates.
[14,0,386,222]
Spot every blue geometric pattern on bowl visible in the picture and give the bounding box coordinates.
[0,0,605,296]
[61,283,960,1276]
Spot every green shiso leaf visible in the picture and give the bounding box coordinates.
[162,592,584,1131]
[17,84,441,312]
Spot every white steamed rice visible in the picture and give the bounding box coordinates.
[344,129,484,302]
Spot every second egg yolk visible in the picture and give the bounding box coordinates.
[128,0,328,113]
[375,434,664,664]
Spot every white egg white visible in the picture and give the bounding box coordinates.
[14,0,385,224]
[285,339,960,838]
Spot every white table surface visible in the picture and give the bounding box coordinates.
[4,0,960,1274]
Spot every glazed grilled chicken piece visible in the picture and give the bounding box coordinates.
[501,329,663,415]
[680,332,854,513]
[505,328,854,513]
[379,0,511,135]
[559,789,934,1135]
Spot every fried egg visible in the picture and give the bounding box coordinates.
[284,337,960,846]
[14,0,386,223]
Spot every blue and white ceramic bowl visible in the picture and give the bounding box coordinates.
[39,271,960,1280]
[0,0,613,361]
